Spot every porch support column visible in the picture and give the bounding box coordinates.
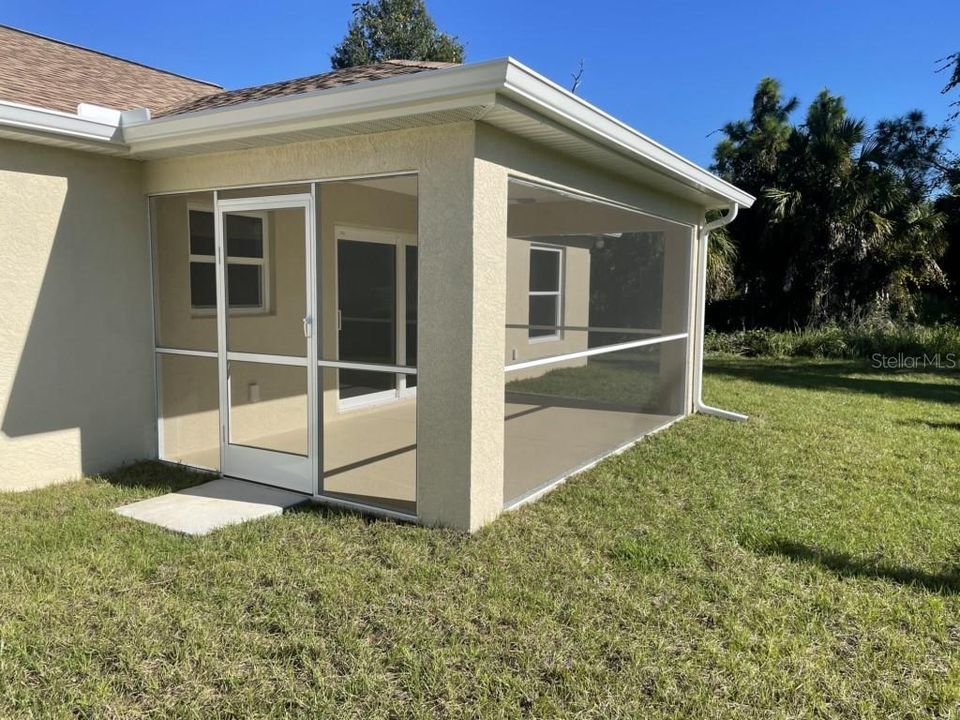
[417,144,507,532]
[659,225,695,413]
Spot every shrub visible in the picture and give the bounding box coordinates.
[705,324,960,361]
[794,325,849,358]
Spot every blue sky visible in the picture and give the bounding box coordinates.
[5,0,959,166]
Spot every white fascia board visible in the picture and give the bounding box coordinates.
[0,99,123,146]
[499,59,755,209]
[122,59,509,154]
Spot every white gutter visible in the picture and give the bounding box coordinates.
[693,203,748,422]
[0,99,123,145]
[499,61,755,209]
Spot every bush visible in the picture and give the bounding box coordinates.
[794,325,849,358]
[704,324,960,361]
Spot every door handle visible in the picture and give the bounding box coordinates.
[302,316,312,338]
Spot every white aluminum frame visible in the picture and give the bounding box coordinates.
[504,332,689,373]
[150,174,422,515]
[216,192,317,494]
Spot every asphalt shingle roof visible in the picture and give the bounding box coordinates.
[0,25,221,114]
[155,60,458,117]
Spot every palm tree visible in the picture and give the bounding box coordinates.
[711,78,798,325]
[715,81,949,326]
[765,93,947,322]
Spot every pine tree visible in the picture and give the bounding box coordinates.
[331,0,465,69]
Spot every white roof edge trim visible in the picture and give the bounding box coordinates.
[499,59,755,208]
[0,57,753,208]
[0,99,123,145]
[121,59,510,144]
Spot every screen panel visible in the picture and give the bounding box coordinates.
[503,179,694,507]
[316,175,419,515]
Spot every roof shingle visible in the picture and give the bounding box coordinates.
[0,24,220,114]
[156,60,458,117]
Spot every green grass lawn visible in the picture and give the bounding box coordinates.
[2,357,960,718]
[507,350,664,410]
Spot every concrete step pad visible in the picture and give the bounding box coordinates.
[114,478,308,536]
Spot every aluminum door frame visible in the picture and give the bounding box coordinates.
[214,191,318,494]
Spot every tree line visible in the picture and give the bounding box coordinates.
[709,56,960,330]
[327,1,959,330]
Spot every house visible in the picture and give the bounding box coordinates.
[0,24,754,531]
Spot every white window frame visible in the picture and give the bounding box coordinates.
[333,225,418,412]
[187,203,271,316]
[528,244,565,343]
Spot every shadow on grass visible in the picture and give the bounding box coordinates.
[707,358,960,405]
[99,461,213,494]
[286,501,406,527]
[898,419,960,431]
[754,537,960,594]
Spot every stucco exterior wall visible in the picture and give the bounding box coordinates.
[466,156,508,526]
[0,139,155,490]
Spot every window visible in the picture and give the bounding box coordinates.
[333,225,418,409]
[528,245,563,340]
[188,208,269,313]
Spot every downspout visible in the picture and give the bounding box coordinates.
[693,203,748,421]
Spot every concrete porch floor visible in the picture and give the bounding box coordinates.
[168,398,678,515]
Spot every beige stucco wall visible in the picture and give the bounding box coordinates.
[467,157,508,526]
[0,139,155,490]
